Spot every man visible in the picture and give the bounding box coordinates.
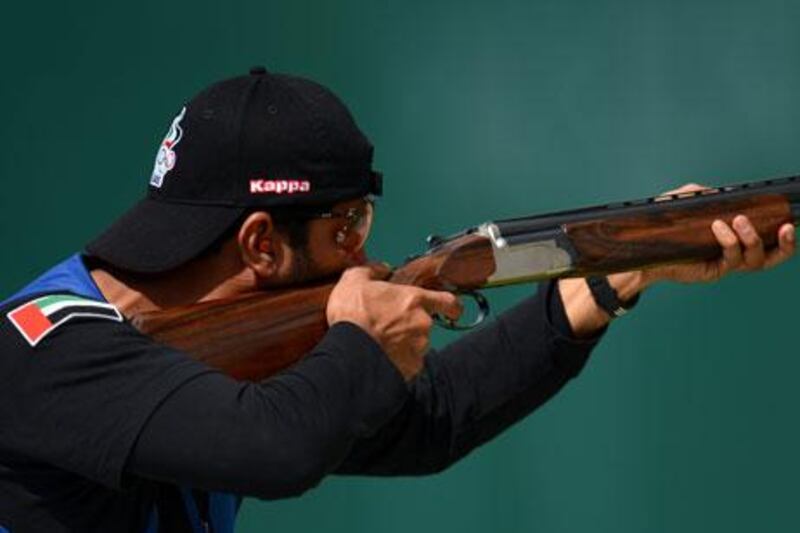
[0,67,794,532]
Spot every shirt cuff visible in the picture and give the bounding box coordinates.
[543,280,607,376]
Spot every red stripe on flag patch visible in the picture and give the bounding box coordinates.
[8,302,52,346]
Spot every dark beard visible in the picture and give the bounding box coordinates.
[285,245,315,285]
[276,244,340,288]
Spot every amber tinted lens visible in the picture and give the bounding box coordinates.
[342,200,374,251]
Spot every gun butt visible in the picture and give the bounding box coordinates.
[133,283,334,381]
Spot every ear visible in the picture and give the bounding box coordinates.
[237,211,282,280]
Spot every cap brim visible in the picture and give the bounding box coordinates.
[85,198,246,274]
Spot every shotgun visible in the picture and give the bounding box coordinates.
[132,175,800,381]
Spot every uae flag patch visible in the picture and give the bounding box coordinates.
[7,294,123,347]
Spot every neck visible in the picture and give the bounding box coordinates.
[91,253,253,318]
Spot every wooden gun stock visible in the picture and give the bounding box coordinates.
[131,236,497,381]
[132,176,799,381]
[132,283,334,381]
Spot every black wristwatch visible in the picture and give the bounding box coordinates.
[586,276,640,319]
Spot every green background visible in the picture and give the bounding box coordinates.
[2,0,799,531]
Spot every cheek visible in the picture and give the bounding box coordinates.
[306,225,347,271]
[274,241,300,278]
[305,222,369,274]
[349,248,369,265]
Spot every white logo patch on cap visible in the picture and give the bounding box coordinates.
[150,107,186,188]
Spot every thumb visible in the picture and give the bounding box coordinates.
[418,289,463,320]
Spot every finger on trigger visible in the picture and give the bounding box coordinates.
[420,290,463,320]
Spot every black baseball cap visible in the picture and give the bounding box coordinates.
[86,66,383,274]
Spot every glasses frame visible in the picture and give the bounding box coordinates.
[283,196,375,248]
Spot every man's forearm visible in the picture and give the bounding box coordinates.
[127,324,408,499]
[336,281,603,476]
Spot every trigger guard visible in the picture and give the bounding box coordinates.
[434,291,490,331]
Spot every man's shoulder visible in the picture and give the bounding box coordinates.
[0,288,208,395]
[1,292,124,350]
[0,291,211,490]
[0,253,135,354]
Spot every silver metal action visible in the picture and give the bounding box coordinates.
[475,223,574,286]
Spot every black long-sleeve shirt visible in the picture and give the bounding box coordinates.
[129,281,600,495]
[0,257,604,532]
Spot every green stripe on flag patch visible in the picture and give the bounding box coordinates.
[7,294,123,347]
[35,294,90,308]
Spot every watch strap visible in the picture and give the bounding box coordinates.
[586,276,640,318]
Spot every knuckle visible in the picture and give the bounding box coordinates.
[419,313,434,331]
[406,291,423,309]
[341,267,365,284]
[743,230,762,246]
[740,238,759,252]
[349,265,367,275]
[409,311,430,330]
[414,336,430,354]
